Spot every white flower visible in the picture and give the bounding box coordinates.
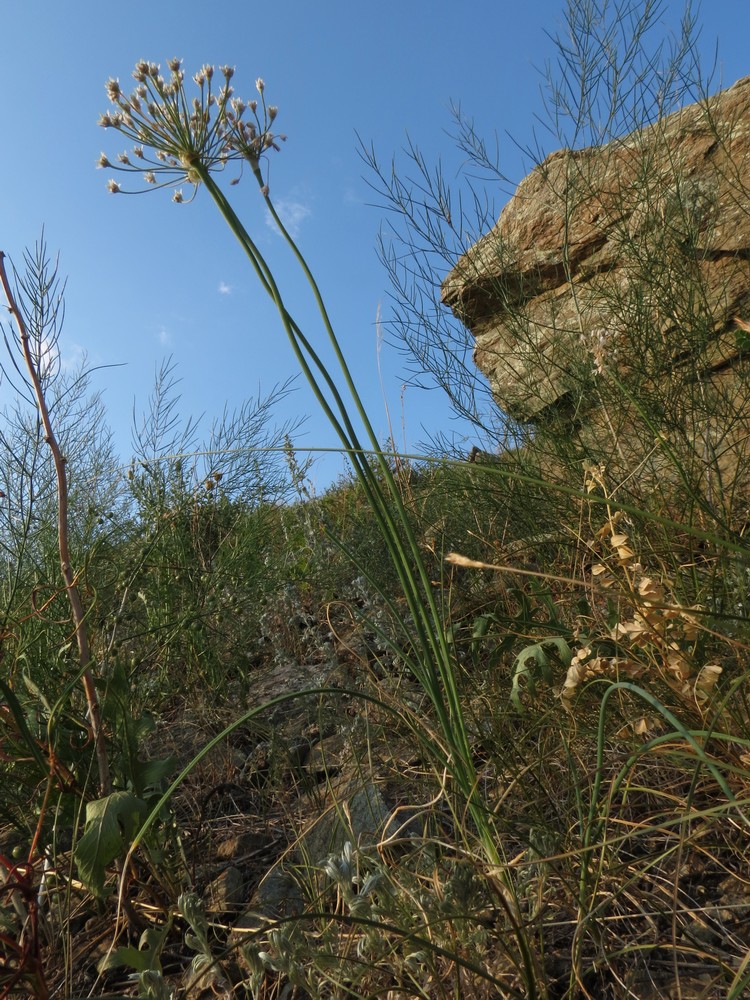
[105,77,122,101]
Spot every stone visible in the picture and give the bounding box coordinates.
[442,76,750,426]
[232,861,303,934]
[298,778,424,865]
[215,830,269,861]
[299,781,393,863]
[204,865,248,913]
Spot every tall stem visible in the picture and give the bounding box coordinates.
[195,170,505,860]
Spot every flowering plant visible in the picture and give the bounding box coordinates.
[98,59,283,201]
[98,63,519,931]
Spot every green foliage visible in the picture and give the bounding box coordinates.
[238,840,514,998]
[99,919,172,976]
[101,663,177,799]
[75,790,147,898]
[511,636,573,713]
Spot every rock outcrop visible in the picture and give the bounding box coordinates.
[442,76,750,426]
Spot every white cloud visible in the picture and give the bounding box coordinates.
[29,338,86,378]
[218,281,232,295]
[60,342,86,374]
[158,327,172,347]
[265,194,312,239]
[35,334,58,378]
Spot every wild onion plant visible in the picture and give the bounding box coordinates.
[97,59,540,982]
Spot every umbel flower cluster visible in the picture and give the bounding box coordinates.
[97,59,284,201]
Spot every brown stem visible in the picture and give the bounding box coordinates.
[0,251,111,797]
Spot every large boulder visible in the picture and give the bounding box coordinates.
[442,76,750,425]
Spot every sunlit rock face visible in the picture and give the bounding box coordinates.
[442,76,750,427]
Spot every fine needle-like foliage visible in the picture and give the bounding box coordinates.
[0,243,111,798]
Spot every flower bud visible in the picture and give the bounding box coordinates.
[105,78,122,101]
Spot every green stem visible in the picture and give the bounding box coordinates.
[196,167,455,709]
[187,162,545,985]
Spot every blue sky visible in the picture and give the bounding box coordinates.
[0,1,747,489]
